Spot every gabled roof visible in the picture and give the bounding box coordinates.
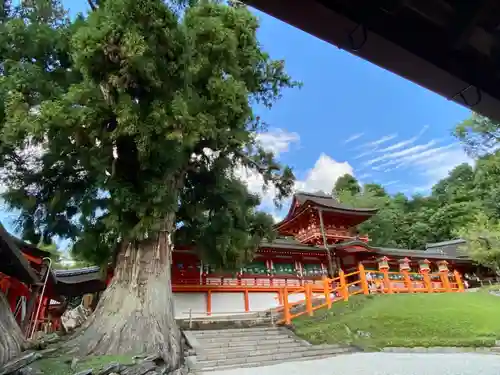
[294,192,378,213]
[276,192,378,230]
[0,223,40,285]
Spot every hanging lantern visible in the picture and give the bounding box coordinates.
[377,256,390,270]
[398,257,411,271]
[418,259,431,273]
[437,260,449,273]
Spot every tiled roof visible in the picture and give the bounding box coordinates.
[53,266,101,277]
[425,239,467,249]
[295,192,377,213]
[424,239,468,259]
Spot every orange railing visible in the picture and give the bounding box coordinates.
[278,264,465,325]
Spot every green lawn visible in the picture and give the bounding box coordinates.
[292,292,500,350]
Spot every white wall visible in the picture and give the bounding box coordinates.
[173,292,206,319]
[248,292,279,311]
[174,291,289,318]
[211,292,245,314]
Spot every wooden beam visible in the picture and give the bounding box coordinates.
[447,0,493,50]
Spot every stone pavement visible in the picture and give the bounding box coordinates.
[202,352,500,375]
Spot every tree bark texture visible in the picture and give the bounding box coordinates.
[0,291,25,366]
[68,215,181,371]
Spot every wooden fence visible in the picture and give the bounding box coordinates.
[278,263,465,325]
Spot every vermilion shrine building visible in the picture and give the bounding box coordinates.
[0,192,482,329]
[170,192,478,317]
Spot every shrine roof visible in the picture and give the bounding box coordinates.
[376,247,468,261]
[53,266,106,297]
[295,192,378,213]
[276,192,378,230]
[11,237,51,259]
[261,237,323,252]
[0,222,40,284]
[333,240,471,262]
[424,239,468,259]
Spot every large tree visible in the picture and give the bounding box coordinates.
[0,0,297,367]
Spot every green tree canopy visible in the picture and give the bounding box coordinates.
[455,213,500,274]
[333,174,360,197]
[0,0,297,364]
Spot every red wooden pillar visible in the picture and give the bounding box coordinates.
[206,291,212,316]
[244,290,249,312]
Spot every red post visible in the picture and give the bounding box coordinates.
[244,289,249,312]
[206,291,212,316]
[358,263,369,295]
[323,277,332,309]
[306,284,313,316]
[339,270,349,301]
[283,287,291,325]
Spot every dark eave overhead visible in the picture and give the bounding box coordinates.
[244,0,500,123]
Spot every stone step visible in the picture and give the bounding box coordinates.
[198,337,298,348]
[197,344,345,361]
[191,347,351,371]
[198,341,305,356]
[194,331,288,342]
[188,327,280,335]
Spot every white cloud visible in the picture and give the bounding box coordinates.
[235,128,300,208]
[377,137,417,153]
[239,152,354,209]
[364,140,437,166]
[360,134,398,149]
[344,133,364,144]
[256,128,300,156]
[383,180,400,187]
[295,153,354,194]
[416,146,473,183]
[358,173,372,180]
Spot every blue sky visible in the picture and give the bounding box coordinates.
[0,1,473,234]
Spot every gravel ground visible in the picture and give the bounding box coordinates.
[203,352,500,375]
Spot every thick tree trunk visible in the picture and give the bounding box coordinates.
[0,292,25,366]
[68,219,181,370]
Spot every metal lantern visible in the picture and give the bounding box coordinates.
[437,260,449,273]
[378,256,390,270]
[418,259,431,273]
[398,257,411,271]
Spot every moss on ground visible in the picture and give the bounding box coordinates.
[33,354,134,375]
[292,292,500,350]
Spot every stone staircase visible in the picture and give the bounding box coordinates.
[184,326,354,372]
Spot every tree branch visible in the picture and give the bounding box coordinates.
[87,0,97,11]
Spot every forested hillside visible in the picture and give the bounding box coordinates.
[334,113,500,251]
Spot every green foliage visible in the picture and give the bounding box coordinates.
[293,293,500,349]
[336,162,485,249]
[0,0,297,268]
[454,113,500,156]
[455,213,500,273]
[333,174,360,197]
